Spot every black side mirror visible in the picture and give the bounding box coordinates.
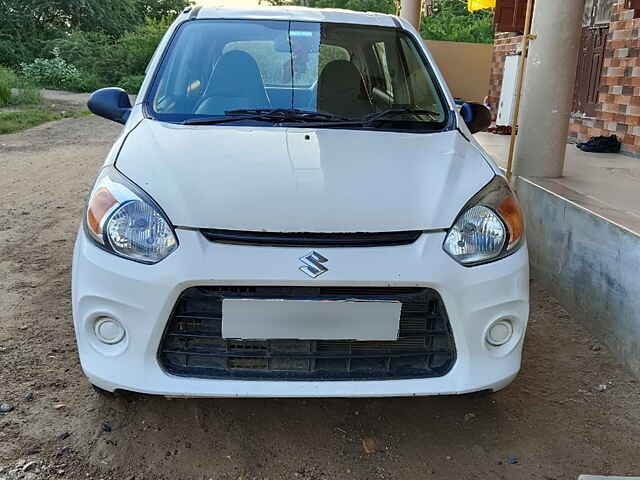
[88,88,132,124]
[460,102,492,134]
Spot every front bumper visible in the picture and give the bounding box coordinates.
[72,228,529,398]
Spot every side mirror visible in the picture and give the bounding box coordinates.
[460,102,492,134]
[88,87,132,124]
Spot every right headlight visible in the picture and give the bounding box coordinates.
[443,176,524,266]
[84,167,178,264]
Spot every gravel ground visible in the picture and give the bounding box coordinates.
[1,103,639,480]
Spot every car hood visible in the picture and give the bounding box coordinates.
[115,121,495,232]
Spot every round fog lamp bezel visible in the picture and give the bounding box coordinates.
[94,317,126,345]
[486,319,514,347]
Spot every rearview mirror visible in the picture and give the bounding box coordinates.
[88,88,132,124]
[460,102,492,134]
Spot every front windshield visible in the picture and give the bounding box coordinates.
[147,19,449,130]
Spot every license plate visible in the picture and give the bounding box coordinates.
[222,298,401,341]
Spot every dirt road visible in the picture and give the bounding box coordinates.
[1,102,639,480]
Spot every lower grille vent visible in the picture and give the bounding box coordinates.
[158,286,456,380]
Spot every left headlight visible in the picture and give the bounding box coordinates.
[84,167,178,264]
[443,175,524,266]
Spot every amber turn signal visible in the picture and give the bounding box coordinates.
[87,187,118,238]
[497,193,524,250]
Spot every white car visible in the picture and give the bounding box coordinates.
[73,6,529,398]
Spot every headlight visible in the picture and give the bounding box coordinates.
[84,167,178,264]
[443,176,524,266]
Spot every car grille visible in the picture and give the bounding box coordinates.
[158,286,456,381]
[200,229,423,247]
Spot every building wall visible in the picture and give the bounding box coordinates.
[487,32,523,121]
[569,1,640,155]
[425,40,493,103]
[515,173,640,379]
[488,1,640,156]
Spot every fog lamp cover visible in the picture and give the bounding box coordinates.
[94,317,126,345]
[486,319,513,347]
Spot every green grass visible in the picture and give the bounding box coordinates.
[0,108,90,135]
[8,86,42,105]
[0,66,43,107]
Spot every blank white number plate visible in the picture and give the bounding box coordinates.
[222,298,401,341]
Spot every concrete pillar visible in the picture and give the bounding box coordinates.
[513,0,584,178]
[400,0,422,30]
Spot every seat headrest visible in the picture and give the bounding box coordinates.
[318,60,366,97]
[209,50,267,99]
[317,60,371,118]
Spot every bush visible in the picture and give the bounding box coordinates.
[118,75,145,93]
[0,66,18,86]
[46,31,115,83]
[0,66,41,106]
[10,79,42,105]
[0,79,10,105]
[20,47,82,90]
[62,71,104,93]
[46,18,171,90]
[0,66,17,104]
[0,38,37,69]
[104,18,171,84]
[421,2,494,44]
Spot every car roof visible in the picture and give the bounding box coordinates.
[192,5,400,28]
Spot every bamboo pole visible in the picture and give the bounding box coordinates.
[505,0,536,182]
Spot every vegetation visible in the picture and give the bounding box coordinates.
[301,0,396,13]
[20,48,83,91]
[0,63,83,135]
[298,0,494,43]
[0,0,189,93]
[0,66,41,107]
[0,0,492,96]
[0,109,90,135]
[421,0,493,44]
[0,63,86,134]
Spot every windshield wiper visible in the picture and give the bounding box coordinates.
[279,108,443,129]
[181,109,350,126]
[226,108,350,123]
[364,108,440,123]
[181,114,275,125]
[181,108,441,128]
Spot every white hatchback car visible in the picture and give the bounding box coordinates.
[73,6,529,398]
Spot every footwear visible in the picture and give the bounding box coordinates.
[577,135,621,153]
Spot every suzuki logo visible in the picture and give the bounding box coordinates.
[299,251,329,278]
